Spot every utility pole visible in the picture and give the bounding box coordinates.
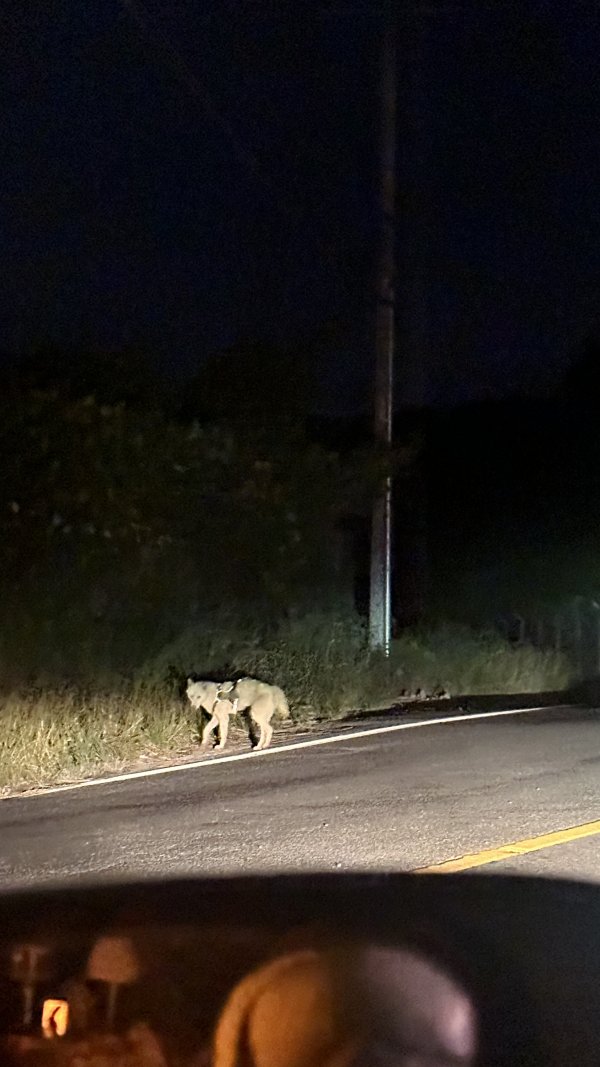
[369,6,397,653]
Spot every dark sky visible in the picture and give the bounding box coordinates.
[1,1,599,409]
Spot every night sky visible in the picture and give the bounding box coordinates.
[1,1,599,409]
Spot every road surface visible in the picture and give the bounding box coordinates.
[2,705,600,889]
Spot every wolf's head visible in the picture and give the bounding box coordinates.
[186,678,209,709]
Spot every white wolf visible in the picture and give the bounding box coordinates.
[186,676,290,752]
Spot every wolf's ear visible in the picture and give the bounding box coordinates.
[186,676,194,687]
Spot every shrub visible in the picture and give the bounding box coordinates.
[389,624,571,697]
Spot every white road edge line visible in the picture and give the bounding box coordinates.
[4,703,580,802]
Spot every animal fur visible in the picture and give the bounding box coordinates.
[217,677,290,751]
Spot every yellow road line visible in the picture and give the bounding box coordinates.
[414,818,600,873]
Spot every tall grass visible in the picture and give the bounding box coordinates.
[136,613,570,716]
[0,689,197,794]
[389,625,570,700]
[0,613,571,794]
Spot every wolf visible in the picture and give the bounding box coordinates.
[186,676,290,752]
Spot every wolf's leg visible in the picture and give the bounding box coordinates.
[259,720,274,750]
[249,707,261,749]
[245,711,258,749]
[202,714,218,747]
[214,707,230,750]
[251,705,273,750]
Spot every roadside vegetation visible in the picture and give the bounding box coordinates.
[0,346,573,794]
[0,610,570,795]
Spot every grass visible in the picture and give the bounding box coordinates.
[0,614,572,794]
[0,689,198,795]
[388,625,570,701]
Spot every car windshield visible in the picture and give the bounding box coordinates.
[1,2,600,897]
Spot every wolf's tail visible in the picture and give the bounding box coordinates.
[275,688,290,719]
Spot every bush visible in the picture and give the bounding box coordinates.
[135,608,368,716]
[389,624,571,697]
[138,612,571,718]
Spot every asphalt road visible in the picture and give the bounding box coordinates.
[2,706,600,889]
